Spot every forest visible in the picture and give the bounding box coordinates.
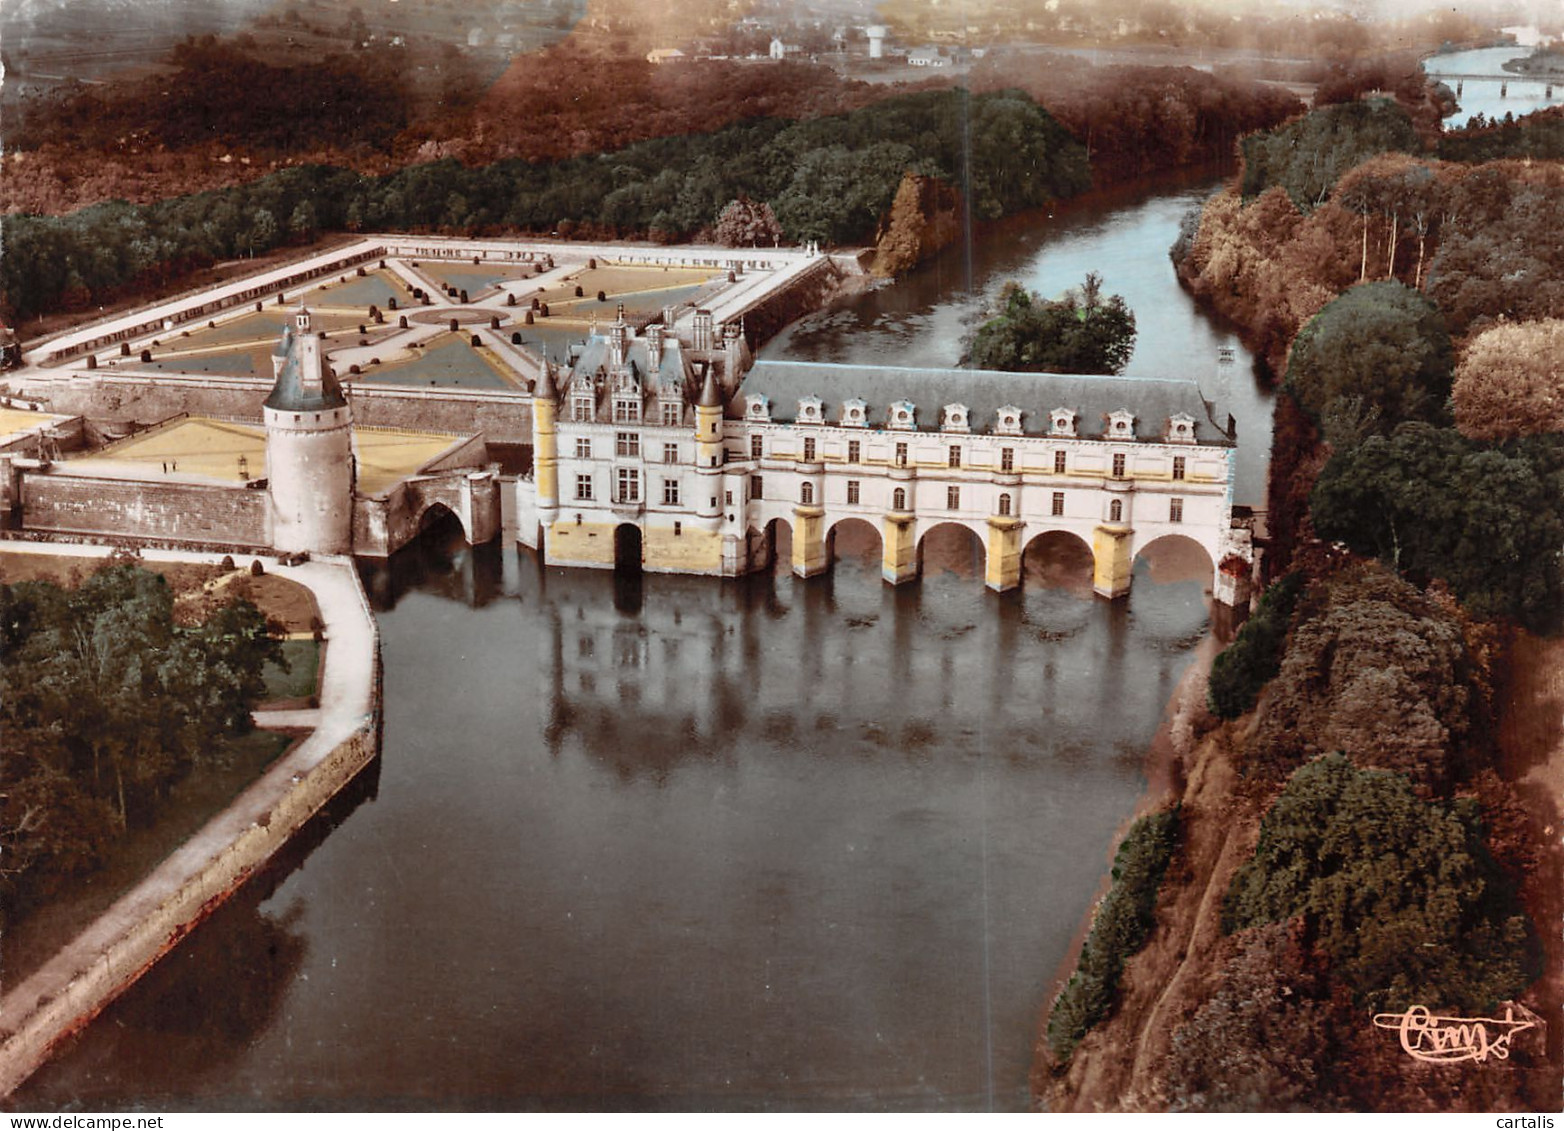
[1070,75,1564,1113]
[0,88,1093,324]
[0,559,285,922]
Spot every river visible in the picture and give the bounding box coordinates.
[15,175,1273,1112]
[1424,45,1564,128]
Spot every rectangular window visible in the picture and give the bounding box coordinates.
[572,397,593,423]
[725,490,733,506]
[661,402,681,426]
[574,437,591,459]
[750,474,763,500]
[616,432,640,458]
[1170,497,1184,523]
[1054,450,1067,475]
[947,485,960,510]
[1000,447,1014,472]
[674,520,682,536]
[948,445,961,469]
[663,442,679,464]
[895,441,908,467]
[848,439,861,464]
[751,434,763,459]
[663,478,680,506]
[613,399,640,424]
[803,437,817,462]
[616,467,640,503]
[1173,456,1186,481]
[847,479,861,505]
[1051,491,1065,517]
[1112,452,1126,478]
[575,474,593,501]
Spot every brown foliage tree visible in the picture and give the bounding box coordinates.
[1452,319,1564,441]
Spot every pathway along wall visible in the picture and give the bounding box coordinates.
[0,555,383,1098]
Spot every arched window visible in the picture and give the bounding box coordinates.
[998,493,1012,516]
[800,482,814,505]
[1109,498,1123,523]
[893,487,907,511]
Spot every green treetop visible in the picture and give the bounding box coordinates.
[967,272,1136,375]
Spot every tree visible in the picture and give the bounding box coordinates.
[1311,425,1564,628]
[1452,318,1564,441]
[1284,281,1453,435]
[1206,573,1304,718]
[968,273,1136,375]
[0,564,284,915]
[714,195,782,247]
[1244,562,1476,792]
[1224,753,1539,1014]
[1239,99,1420,211]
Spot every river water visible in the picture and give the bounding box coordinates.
[1425,45,1564,128]
[16,175,1273,1112]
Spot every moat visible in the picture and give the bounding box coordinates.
[16,175,1273,1110]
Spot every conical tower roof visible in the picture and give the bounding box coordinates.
[264,307,348,412]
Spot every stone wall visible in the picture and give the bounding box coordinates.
[18,373,536,444]
[21,473,270,548]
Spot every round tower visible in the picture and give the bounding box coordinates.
[694,365,724,531]
[264,306,355,555]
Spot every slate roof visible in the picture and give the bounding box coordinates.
[732,360,1234,445]
[264,320,347,412]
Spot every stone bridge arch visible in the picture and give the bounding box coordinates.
[915,520,987,583]
[1021,528,1096,594]
[1131,530,1219,592]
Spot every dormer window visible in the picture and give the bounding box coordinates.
[613,396,641,424]
[1166,413,1196,443]
[941,403,970,433]
[996,405,1023,436]
[572,394,594,423]
[1107,410,1136,438]
[1050,408,1077,438]
[746,395,771,423]
[842,397,868,427]
[888,400,916,430]
[798,395,824,424]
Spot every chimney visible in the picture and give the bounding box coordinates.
[648,323,664,370]
[693,309,713,352]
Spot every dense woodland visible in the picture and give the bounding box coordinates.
[1,88,1093,324]
[0,560,284,921]
[0,28,1309,326]
[1106,74,1564,1112]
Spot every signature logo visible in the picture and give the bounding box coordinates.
[1372,1004,1539,1064]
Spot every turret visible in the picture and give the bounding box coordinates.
[694,366,724,528]
[264,306,354,554]
[534,361,560,527]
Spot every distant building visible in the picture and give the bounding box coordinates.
[770,37,787,59]
[467,27,489,48]
[866,25,887,59]
[647,48,687,64]
[907,47,946,67]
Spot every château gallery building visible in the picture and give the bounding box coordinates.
[517,306,1248,604]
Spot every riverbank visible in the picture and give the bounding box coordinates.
[1030,612,1245,1110]
[0,541,382,1098]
